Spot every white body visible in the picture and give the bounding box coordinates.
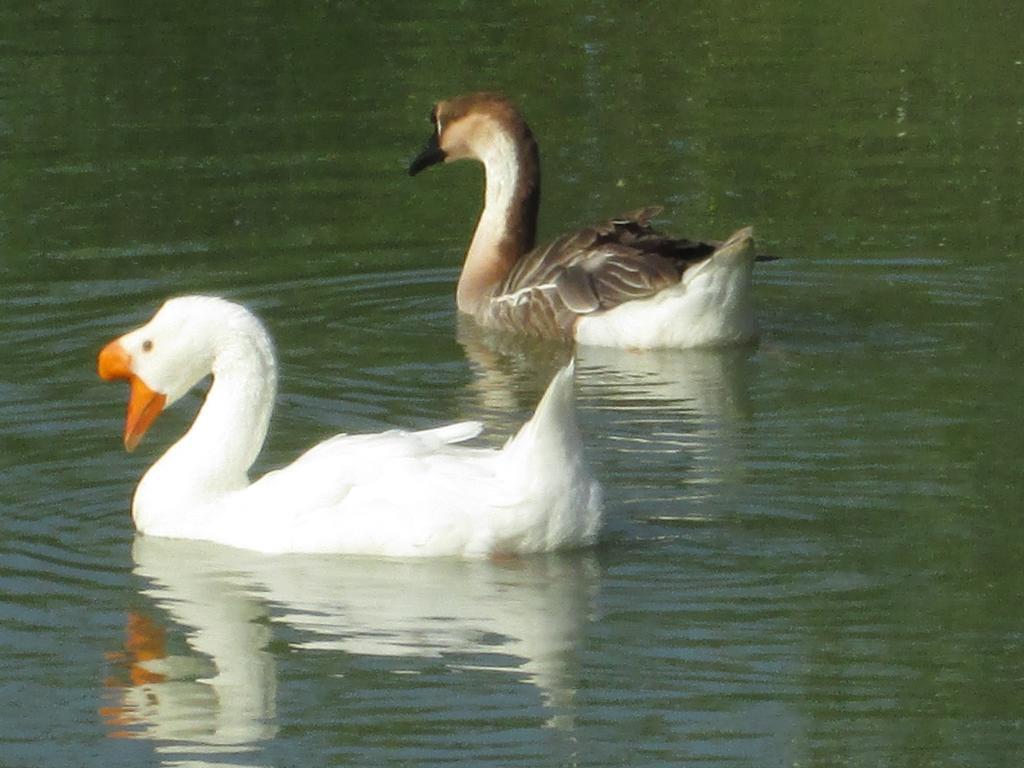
[573,241,757,349]
[109,297,603,557]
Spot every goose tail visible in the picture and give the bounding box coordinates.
[500,360,604,550]
[504,360,578,459]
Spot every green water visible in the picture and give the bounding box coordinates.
[1,1,1022,766]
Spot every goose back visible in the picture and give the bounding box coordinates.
[480,207,719,338]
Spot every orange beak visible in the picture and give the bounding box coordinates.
[98,340,167,452]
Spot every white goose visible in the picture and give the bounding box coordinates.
[409,92,773,349]
[97,296,602,557]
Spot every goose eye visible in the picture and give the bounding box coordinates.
[142,339,154,353]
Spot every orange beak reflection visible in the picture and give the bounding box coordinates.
[98,340,167,452]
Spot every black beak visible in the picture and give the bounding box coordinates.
[408,132,446,176]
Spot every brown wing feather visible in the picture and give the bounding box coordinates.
[553,266,601,313]
[479,209,735,338]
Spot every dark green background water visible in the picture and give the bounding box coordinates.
[2,2,1022,766]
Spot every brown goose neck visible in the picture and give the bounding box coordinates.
[515,137,540,253]
[457,130,541,315]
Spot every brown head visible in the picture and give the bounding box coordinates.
[408,92,536,175]
[408,94,542,312]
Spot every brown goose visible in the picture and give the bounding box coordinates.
[409,92,768,349]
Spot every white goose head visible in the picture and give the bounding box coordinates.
[98,296,274,452]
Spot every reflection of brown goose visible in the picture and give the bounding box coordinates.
[409,92,772,349]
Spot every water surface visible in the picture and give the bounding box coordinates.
[1,1,1023,766]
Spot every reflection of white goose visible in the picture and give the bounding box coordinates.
[102,541,276,751]
[103,536,599,752]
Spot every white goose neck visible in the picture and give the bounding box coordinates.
[133,309,277,531]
